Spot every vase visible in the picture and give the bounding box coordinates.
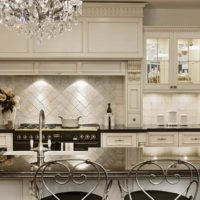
[2,107,16,126]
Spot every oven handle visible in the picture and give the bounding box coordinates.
[74,142,99,145]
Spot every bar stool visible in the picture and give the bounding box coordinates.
[118,159,199,200]
[33,159,112,200]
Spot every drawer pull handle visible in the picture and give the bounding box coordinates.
[191,138,200,141]
[157,138,167,141]
[115,139,124,142]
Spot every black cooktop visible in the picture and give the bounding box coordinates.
[16,123,100,130]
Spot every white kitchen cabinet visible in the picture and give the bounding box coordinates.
[179,132,200,146]
[0,180,23,200]
[102,133,137,147]
[0,133,13,151]
[147,132,178,147]
[0,3,145,60]
[126,61,142,127]
[144,29,200,92]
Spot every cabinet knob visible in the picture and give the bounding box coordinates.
[138,142,146,147]
[132,118,136,122]
[174,85,177,89]
[170,86,173,89]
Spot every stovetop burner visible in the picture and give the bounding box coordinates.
[16,123,100,131]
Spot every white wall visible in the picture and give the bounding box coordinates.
[144,9,200,26]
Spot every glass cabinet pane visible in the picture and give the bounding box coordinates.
[177,39,200,84]
[146,38,169,84]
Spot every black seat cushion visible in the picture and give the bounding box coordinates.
[124,190,191,200]
[42,191,103,200]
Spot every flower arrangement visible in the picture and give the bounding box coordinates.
[0,88,20,114]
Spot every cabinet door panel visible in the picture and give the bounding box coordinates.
[147,132,178,147]
[33,23,83,53]
[37,62,78,74]
[128,85,141,112]
[82,62,125,75]
[0,27,29,53]
[0,62,34,74]
[102,133,137,147]
[88,20,141,56]
[179,132,200,146]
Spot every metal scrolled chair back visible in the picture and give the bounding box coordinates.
[120,159,199,200]
[33,159,109,200]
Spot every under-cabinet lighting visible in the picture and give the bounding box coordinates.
[183,156,188,161]
[153,156,157,160]
[34,79,48,88]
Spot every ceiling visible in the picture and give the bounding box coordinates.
[85,0,200,9]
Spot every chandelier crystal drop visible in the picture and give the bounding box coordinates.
[0,0,82,42]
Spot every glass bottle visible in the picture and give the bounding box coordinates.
[107,103,112,113]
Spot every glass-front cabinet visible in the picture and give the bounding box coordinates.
[144,31,200,91]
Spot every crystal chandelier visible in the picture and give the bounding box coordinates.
[0,0,82,42]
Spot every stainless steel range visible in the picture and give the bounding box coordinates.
[13,124,101,151]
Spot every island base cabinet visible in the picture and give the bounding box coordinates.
[0,180,23,200]
[0,179,35,200]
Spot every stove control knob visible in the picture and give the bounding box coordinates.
[23,135,28,140]
[17,135,21,140]
[35,135,39,140]
[29,135,33,140]
[91,134,96,140]
[80,134,84,140]
[42,135,46,140]
[85,134,90,140]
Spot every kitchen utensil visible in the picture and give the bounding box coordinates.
[59,116,81,128]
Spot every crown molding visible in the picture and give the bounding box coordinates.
[82,3,147,17]
[144,26,200,32]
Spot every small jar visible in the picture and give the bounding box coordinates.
[180,114,188,126]
[157,114,165,126]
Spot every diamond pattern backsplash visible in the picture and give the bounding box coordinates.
[0,76,124,125]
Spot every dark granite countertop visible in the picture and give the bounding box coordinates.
[100,124,200,132]
[1,124,200,134]
[0,125,14,133]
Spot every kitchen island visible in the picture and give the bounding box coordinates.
[0,147,200,200]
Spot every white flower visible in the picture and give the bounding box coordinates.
[4,88,14,97]
[0,94,6,102]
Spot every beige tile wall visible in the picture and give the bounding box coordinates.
[0,76,125,125]
[143,93,200,125]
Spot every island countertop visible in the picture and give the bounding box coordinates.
[1,147,200,179]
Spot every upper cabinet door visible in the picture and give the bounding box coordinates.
[174,32,200,90]
[144,32,173,90]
